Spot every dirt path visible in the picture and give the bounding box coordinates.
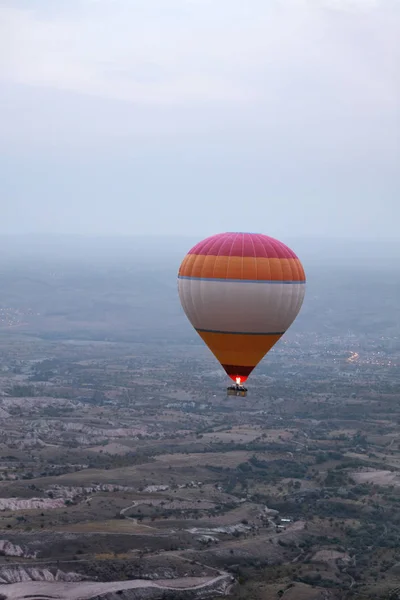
[120,501,155,529]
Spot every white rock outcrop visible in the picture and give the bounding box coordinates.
[0,566,86,584]
[0,540,36,559]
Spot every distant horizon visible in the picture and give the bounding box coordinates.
[1,232,399,270]
[1,232,399,242]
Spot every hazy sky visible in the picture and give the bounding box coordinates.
[1,0,399,239]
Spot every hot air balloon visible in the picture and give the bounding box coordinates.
[177,232,306,396]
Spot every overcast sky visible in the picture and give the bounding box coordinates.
[1,0,399,239]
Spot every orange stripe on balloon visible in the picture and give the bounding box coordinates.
[178,255,305,281]
[196,330,283,368]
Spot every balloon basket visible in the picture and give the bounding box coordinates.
[227,385,248,398]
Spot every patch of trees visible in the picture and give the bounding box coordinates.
[312,500,361,519]
[42,406,74,417]
[248,456,308,480]
[6,384,35,397]
[324,469,350,487]
[86,453,154,470]
[350,522,400,550]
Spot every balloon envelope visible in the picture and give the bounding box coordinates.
[178,232,306,383]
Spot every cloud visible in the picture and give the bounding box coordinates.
[0,1,254,105]
[0,0,398,169]
[0,0,398,109]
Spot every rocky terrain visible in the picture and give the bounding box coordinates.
[1,574,234,600]
[0,255,399,599]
